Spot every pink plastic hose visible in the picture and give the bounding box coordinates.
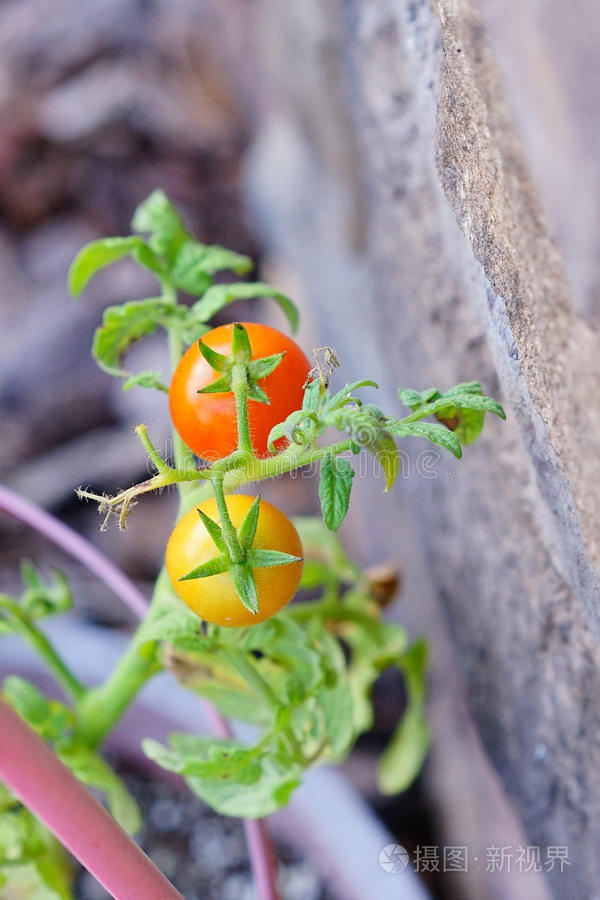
[0,697,184,899]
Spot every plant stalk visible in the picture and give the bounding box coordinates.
[231,361,254,457]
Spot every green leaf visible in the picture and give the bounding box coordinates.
[378,639,430,794]
[289,630,354,760]
[325,401,399,491]
[324,380,379,412]
[19,563,72,618]
[58,747,141,835]
[298,559,333,589]
[122,370,168,393]
[318,453,355,530]
[292,516,362,583]
[197,374,233,394]
[248,351,286,381]
[143,735,259,780]
[0,862,71,899]
[247,549,302,568]
[136,606,201,647]
[197,338,231,373]
[30,855,74,900]
[68,236,163,297]
[144,734,301,818]
[435,405,484,444]
[402,392,505,424]
[190,245,253,277]
[443,380,485,397]
[171,312,211,346]
[171,241,252,294]
[231,322,252,363]
[3,678,74,744]
[387,420,463,458]
[197,509,227,553]
[238,495,261,550]
[131,189,188,263]
[0,778,71,896]
[168,242,212,296]
[185,679,267,724]
[397,387,429,410]
[190,282,299,333]
[266,421,288,453]
[302,379,322,412]
[246,382,270,405]
[343,620,408,734]
[93,298,172,376]
[230,564,259,615]
[3,677,51,731]
[179,555,230,580]
[238,616,324,700]
[397,383,505,446]
[369,430,400,492]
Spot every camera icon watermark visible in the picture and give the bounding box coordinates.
[378,843,410,874]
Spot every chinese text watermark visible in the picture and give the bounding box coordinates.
[378,844,571,874]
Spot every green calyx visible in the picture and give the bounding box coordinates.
[179,495,302,615]
[196,323,285,405]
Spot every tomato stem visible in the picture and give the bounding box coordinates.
[135,424,172,476]
[231,361,255,458]
[210,473,246,565]
[163,278,197,505]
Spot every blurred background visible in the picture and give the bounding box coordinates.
[1,1,600,899]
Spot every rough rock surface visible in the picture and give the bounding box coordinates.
[229,0,600,897]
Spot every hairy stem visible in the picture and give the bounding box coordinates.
[231,361,254,457]
[211,474,245,563]
[227,439,355,488]
[135,424,171,476]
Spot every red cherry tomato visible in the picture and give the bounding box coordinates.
[169,322,310,460]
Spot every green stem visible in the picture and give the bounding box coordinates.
[231,362,254,457]
[135,424,171,476]
[75,571,173,747]
[228,439,355,488]
[0,600,85,704]
[211,474,245,564]
[162,275,195,499]
[222,648,281,711]
[167,329,194,485]
[75,276,197,745]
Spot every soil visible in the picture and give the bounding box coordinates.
[75,761,336,900]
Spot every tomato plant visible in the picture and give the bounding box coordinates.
[0,190,506,899]
[169,322,310,460]
[166,494,303,626]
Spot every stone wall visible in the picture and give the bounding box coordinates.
[222,1,600,897]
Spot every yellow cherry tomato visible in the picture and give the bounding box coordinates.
[165,494,303,627]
